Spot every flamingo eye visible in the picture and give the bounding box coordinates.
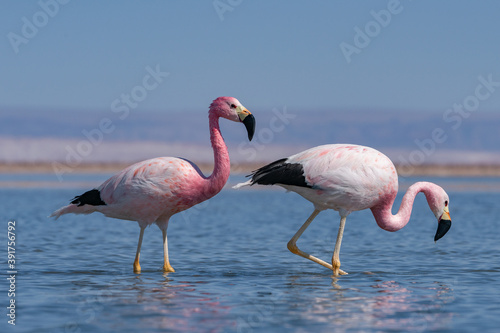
[445,200,448,206]
[230,104,236,109]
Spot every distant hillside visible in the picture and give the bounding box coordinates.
[1,106,499,165]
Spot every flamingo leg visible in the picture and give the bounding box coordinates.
[133,227,145,274]
[287,209,347,275]
[331,216,348,276]
[162,229,175,273]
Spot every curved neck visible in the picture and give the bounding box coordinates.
[205,111,231,196]
[370,182,433,232]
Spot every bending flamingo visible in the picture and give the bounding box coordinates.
[234,144,452,275]
[51,97,255,273]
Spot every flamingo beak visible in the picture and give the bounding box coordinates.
[237,108,255,141]
[434,207,451,242]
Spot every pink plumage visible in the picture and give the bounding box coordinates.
[51,97,255,273]
[235,144,452,275]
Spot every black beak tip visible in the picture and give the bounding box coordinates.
[434,219,452,242]
[243,114,256,141]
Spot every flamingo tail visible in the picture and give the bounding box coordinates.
[50,188,107,219]
[233,158,311,189]
[233,179,252,189]
[49,204,97,220]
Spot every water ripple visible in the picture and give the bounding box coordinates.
[1,185,500,332]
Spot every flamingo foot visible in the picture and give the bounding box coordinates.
[332,267,348,276]
[163,263,175,273]
[332,259,348,276]
[133,260,141,274]
[337,269,348,275]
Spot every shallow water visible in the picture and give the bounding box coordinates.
[1,175,500,332]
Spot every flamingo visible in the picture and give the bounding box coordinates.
[234,144,452,276]
[51,97,255,273]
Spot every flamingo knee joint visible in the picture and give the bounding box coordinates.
[287,240,299,254]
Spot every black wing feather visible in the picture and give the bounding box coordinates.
[71,189,106,207]
[249,158,312,188]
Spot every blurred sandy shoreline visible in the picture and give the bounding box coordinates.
[2,162,500,192]
[2,162,500,177]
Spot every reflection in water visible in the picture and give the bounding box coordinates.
[12,188,499,332]
[125,274,235,332]
[70,274,236,333]
[286,276,455,332]
[367,280,454,331]
[63,272,457,333]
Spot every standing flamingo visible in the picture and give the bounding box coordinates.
[234,144,452,275]
[51,97,255,273]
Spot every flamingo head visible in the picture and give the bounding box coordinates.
[210,96,255,141]
[427,185,452,242]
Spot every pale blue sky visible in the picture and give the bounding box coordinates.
[1,1,500,113]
